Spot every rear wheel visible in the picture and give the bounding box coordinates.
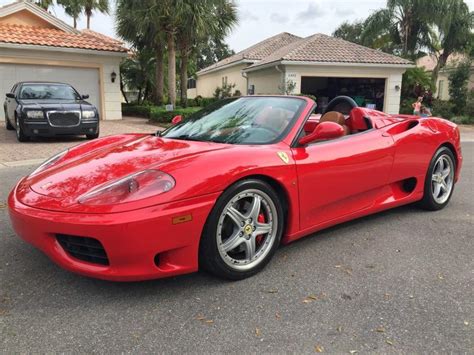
[419,147,456,210]
[199,179,284,280]
[5,110,14,130]
[15,115,29,142]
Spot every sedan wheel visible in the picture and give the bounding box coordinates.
[5,111,14,130]
[420,147,456,210]
[200,179,284,279]
[15,115,29,142]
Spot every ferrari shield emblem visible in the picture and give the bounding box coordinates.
[277,152,290,164]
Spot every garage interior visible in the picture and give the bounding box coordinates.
[301,77,386,113]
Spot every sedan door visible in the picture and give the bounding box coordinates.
[291,129,395,231]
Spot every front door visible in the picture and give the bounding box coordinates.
[292,130,395,231]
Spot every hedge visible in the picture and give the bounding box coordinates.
[149,107,202,123]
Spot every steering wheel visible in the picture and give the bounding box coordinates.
[324,96,358,114]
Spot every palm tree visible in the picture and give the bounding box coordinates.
[35,0,54,10]
[429,0,474,85]
[120,48,155,104]
[362,0,435,58]
[176,0,237,105]
[83,0,109,29]
[57,0,83,28]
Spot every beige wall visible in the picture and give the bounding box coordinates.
[0,47,125,120]
[436,68,474,100]
[0,9,57,28]
[247,64,406,114]
[193,63,249,97]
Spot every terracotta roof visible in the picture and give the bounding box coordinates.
[0,23,128,53]
[198,32,302,74]
[247,33,413,69]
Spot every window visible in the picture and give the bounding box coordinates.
[19,84,81,100]
[187,78,196,89]
[222,76,228,86]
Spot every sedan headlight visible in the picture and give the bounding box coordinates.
[30,149,69,176]
[26,110,44,119]
[82,110,96,119]
[78,170,175,205]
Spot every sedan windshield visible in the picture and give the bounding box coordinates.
[161,97,306,144]
[19,84,81,100]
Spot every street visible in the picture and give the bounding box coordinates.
[0,143,473,353]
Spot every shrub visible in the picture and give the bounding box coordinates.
[296,94,317,102]
[198,97,219,107]
[122,104,152,118]
[448,60,471,115]
[399,99,414,115]
[465,89,474,118]
[451,116,474,124]
[149,106,202,123]
[432,100,455,119]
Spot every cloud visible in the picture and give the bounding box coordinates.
[295,2,325,23]
[239,9,259,22]
[335,7,355,17]
[269,13,289,24]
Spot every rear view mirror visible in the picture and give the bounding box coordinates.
[6,93,15,99]
[82,94,90,99]
[299,121,345,146]
[172,115,183,125]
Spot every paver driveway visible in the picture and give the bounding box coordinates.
[0,117,159,165]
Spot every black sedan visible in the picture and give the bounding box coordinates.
[4,82,100,142]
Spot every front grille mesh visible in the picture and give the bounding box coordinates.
[48,112,80,127]
[56,234,109,266]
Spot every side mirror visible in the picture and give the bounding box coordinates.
[6,93,15,99]
[298,121,345,146]
[82,94,90,99]
[171,115,183,125]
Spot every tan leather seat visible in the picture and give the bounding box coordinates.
[319,111,350,135]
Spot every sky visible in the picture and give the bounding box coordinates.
[1,0,474,52]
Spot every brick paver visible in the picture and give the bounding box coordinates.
[0,117,159,164]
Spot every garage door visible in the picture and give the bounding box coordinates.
[0,64,100,121]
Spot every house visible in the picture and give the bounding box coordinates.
[0,0,128,122]
[190,32,414,114]
[417,54,474,100]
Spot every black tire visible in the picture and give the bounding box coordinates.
[199,179,284,280]
[419,146,456,211]
[86,132,99,140]
[5,111,14,130]
[15,115,29,142]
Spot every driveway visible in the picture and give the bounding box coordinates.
[0,117,158,166]
[0,143,472,353]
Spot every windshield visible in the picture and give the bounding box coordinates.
[19,84,81,100]
[161,97,306,144]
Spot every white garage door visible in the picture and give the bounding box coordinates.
[0,64,100,121]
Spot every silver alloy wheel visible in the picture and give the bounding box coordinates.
[431,154,454,204]
[217,189,278,271]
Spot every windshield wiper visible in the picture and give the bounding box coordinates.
[170,134,205,142]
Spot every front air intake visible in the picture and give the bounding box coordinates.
[56,234,109,266]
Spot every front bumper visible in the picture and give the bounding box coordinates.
[8,188,219,281]
[22,120,99,137]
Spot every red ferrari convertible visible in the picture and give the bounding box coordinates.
[8,95,462,281]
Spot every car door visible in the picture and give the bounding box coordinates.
[291,129,395,231]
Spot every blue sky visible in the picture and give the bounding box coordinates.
[1,0,474,51]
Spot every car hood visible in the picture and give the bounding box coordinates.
[19,99,93,110]
[22,135,230,209]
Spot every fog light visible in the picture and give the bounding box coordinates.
[33,129,39,134]
[89,128,94,132]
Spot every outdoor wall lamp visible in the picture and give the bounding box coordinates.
[395,85,401,91]
[111,71,117,83]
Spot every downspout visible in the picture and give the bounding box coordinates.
[241,70,248,95]
[275,65,285,94]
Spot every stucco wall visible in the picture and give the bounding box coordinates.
[0,47,125,120]
[0,9,56,28]
[436,69,474,100]
[194,63,249,97]
[246,64,406,114]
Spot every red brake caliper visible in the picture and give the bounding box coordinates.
[256,213,266,245]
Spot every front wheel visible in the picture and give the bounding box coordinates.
[199,179,284,280]
[419,147,456,211]
[15,115,29,142]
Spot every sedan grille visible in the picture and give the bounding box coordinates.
[56,234,109,266]
[47,111,81,127]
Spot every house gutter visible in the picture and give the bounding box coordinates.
[0,43,128,57]
[197,59,255,76]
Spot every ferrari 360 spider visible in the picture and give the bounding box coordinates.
[8,95,462,281]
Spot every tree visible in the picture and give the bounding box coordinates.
[332,21,365,45]
[361,0,435,58]
[120,48,156,104]
[35,0,54,10]
[176,0,237,105]
[196,36,235,71]
[83,0,109,29]
[448,60,471,114]
[57,0,83,28]
[429,0,474,85]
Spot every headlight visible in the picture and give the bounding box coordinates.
[30,149,68,176]
[26,110,44,119]
[82,110,96,119]
[78,170,175,205]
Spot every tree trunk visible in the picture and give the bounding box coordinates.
[167,32,176,107]
[87,15,91,29]
[154,43,164,105]
[119,72,129,104]
[431,51,450,94]
[137,87,143,105]
[179,50,188,107]
[73,17,77,29]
